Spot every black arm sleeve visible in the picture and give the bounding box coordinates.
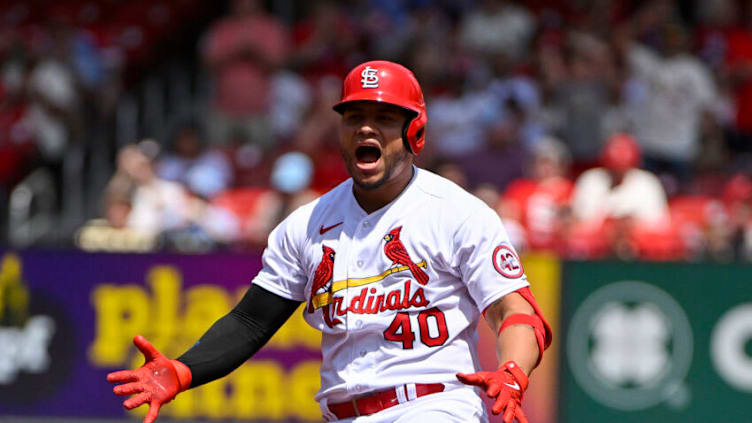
[176,284,301,388]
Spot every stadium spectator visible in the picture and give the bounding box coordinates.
[75,172,158,253]
[268,69,312,141]
[289,0,357,82]
[427,70,496,160]
[114,143,239,251]
[569,133,678,259]
[454,97,532,191]
[402,8,455,96]
[616,13,719,187]
[501,136,574,252]
[44,8,106,96]
[571,133,668,226]
[268,151,319,221]
[356,0,421,60]
[114,144,192,236]
[211,151,317,247]
[202,0,289,147]
[548,30,621,169]
[25,26,86,213]
[458,0,536,62]
[486,52,545,149]
[157,120,233,199]
[218,127,273,188]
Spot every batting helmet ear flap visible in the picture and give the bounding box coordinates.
[405,110,427,154]
[401,110,427,154]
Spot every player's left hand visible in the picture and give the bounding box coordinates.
[106,335,192,423]
[456,361,529,423]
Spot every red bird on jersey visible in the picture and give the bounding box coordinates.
[383,226,429,285]
[308,245,341,328]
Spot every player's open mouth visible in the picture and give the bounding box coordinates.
[355,145,381,169]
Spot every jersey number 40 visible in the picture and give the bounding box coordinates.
[383,307,448,349]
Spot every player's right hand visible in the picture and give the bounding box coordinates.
[456,361,529,423]
[106,335,192,423]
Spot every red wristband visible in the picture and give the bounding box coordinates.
[171,360,193,391]
[501,360,529,393]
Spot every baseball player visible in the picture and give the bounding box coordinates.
[107,60,552,423]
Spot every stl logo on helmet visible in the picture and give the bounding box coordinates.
[361,66,379,88]
[492,244,524,278]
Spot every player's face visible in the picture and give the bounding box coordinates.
[339,102,413,190]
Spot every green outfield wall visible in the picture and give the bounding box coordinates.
[560,261,752,423]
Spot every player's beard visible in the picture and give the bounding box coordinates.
[341,143,411,191]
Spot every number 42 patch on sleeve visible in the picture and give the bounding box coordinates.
[492,244,524,278]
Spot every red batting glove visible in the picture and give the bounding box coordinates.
[106,335,192,423]
[456,361,529,423]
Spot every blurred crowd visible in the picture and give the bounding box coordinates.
[4,0,752,261]
[0,0,211,243]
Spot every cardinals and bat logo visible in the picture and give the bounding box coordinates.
[308,245,342,328]
[383,226,429,285]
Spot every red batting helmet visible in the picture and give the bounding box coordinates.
[333,60,428,154]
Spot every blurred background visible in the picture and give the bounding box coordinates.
[1,0,751,422]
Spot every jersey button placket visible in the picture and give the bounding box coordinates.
[338,221,356,389]
[345,220,365,332]
[337,221,352,330]
[347,218,368,392]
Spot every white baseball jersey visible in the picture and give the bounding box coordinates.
[252,167,529,405]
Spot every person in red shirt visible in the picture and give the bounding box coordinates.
[501,136,574,251]
[202,0,290,147]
